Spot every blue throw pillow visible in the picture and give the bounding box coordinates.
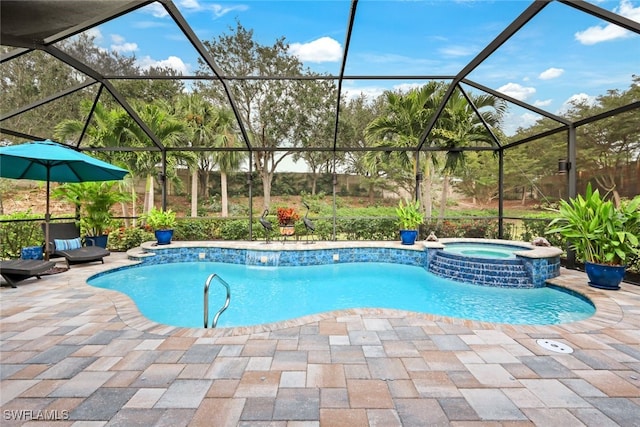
[54,237,82,251]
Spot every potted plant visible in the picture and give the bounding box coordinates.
[53,181,127,248]
[143,207,177,245]
[276,207,299,236]
[546,183,640,290]
[396,199,424,245]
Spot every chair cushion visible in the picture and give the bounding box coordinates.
[54,237,82,251]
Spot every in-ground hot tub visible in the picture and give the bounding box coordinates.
[425,238,563,288]
[442,241,532,259]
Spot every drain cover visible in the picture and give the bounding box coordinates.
[537,339,573,354]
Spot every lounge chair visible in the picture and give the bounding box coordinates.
[0,259,57,288]
[42,222,110,267]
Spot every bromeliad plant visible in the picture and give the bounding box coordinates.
[546,183,640,266]
[276,207,299,226]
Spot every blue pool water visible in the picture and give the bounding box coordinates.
[89,261,595,328]
[443,242,530,259]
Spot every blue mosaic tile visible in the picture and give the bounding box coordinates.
[426,249,556,289]
[126,245,557,289]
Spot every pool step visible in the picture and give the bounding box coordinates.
[428,251,533,288]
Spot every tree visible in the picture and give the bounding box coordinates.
[293,79,339,195]
[54,101,135,224]
[176,93,219,216]
[453,151,499,205]
[196,22,330,210]
[429,88,506,220]
[209,107,245,217]
[364,83,506,220]
[118,101,194,213]
[1,32,142,143]
[567,76,640,205]
[364,82,446,216]
[506,119,566,204]
[339,94,387,201]
[1,53,96,142]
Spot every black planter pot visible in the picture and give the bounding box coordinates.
[155,229,174,245]
[85,234,108,248]
[585,261,626,290]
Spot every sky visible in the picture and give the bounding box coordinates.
[88,0,639,139]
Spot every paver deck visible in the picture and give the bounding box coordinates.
[1,242,639,426]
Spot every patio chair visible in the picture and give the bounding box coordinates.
[0,259,57,288]
[42,222,110,267]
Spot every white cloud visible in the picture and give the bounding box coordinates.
[538,67,564,80]
[534,99,553,107]
[439,45,476,57]
[342,84,387,102]
[575,0,640,45]
[557,93,598,113]
[179,0,201,9]
[341,82,426,103]
[145,2,169,18]
[85,28,103,44]
[502,111,541,136]
[176,0,248,18]
[497,82,536,101]
[110,34,138,53]
[138,55,190,75]
[393,83,424,93]
[209,3,249,17]
[289,37,342,63]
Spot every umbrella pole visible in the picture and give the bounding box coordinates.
[45,169,51,261]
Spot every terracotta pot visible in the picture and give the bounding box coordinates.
[279,225,295,236]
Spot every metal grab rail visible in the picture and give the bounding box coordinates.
[204,273,231,328]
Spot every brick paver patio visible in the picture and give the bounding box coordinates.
[1,243,639,426]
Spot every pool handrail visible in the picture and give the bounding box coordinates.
[204,273,231,328]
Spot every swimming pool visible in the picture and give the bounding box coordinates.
[89,260,595,328]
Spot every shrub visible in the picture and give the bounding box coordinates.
[521,217,564,247]
[0,212,43,259]
[107,226,154,251]
[338,217,397,240]
[174,219,216,241]
[424,218,502,239]
[220,219,250,240]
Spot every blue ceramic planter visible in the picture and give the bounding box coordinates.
[155,229,174,246]
[585,261,626,290]
[399,229,418,245]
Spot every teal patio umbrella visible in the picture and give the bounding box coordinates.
[0,140,129,259]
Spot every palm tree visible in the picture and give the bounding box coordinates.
[209,107,244,217]
[54,102,134,225]
[118,100,194,214]
[364,82,444,216]
[364,82,505,221]
[176,93,218,217]
[430,88,506,220]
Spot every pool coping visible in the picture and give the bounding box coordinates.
[424,237,564,259]
[87,240,625,338]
